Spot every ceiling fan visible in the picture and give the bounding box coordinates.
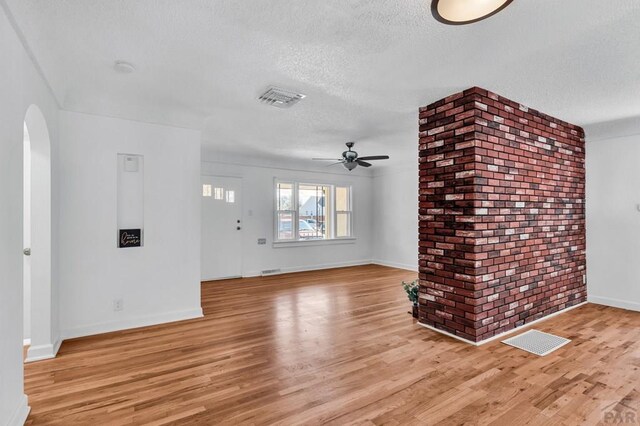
[312,142,390,171]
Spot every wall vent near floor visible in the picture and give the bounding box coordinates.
[258,86,306,108]
[261,269,282,276]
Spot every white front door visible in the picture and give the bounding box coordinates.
[201,176,243,280]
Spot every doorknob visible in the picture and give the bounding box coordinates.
[237,226,241,230]
[23,248,31,256]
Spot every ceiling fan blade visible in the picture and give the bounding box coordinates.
[358,155,389,161]
[357,160,372,167]
[326,161,345,167]
[312,158,343,161]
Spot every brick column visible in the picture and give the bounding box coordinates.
[418,87,586,343]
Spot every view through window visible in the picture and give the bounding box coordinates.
[276,181,352,241]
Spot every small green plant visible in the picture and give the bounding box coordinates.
[402,280,419,305]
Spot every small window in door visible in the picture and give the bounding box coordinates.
[226,190,235,203]
[202,184,212,197]
[214,187,224,200]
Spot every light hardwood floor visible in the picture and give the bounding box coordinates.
[25,265,640,425]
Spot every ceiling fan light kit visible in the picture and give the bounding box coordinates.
[431,0,514,25]
[312,142,389,171]
[344,162,358,171]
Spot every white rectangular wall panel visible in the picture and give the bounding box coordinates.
[117,154,144,247]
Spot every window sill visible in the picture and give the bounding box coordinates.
[272,238,356,248]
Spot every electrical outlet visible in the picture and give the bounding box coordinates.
[113,298,124,312]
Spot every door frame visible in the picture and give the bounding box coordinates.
[23,104,57,362]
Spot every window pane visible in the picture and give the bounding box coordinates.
[336,186,350,211]
[277,183,293,210]
[336,212,351,237]
[225,190,235,203]
[277,212,294,240]
[298,184,328,240]
[214,187,224,200]
[202,184,212,197]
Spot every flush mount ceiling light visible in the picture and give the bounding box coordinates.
[113,60,135,74]
[432,0,514,25]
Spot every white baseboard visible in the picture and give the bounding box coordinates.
[25,338,62,363]
[243,259,372,278]
[588,295,640,312]
[418,301,589,346]
[202,274,242,281]
[371,259,418,272]
[7,394,30,426]
[61,308,204,340]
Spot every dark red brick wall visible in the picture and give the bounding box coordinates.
[418,87,586,343]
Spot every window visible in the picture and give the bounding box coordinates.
[335,186,352,238]
[204,185,225,200]
[214,187,224,200]
[225,190,235,203]
[298,184,329,240]
[275,181,353,242]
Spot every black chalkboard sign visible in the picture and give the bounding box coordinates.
[119,229,142,248]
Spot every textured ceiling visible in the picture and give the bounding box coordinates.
[5,0,640,165]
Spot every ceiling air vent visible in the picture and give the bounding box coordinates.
[258,86,306,108]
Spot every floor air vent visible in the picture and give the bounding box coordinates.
[258,87,305,108]
[261,269,281,276]
[502,330,571,356]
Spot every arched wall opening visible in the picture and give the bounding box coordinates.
[23,104,56,362]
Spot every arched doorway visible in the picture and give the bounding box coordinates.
[23,105,55,362]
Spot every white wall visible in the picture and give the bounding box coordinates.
[586,116,640,312]
[58,111,203,338]
[0,3,60,424]
[371,163,419,271]
[200,152,419,276]
[201,155,374,276]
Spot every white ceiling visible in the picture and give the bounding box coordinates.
[5,0,640,166]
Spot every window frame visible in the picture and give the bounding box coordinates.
[273,179,354,245]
